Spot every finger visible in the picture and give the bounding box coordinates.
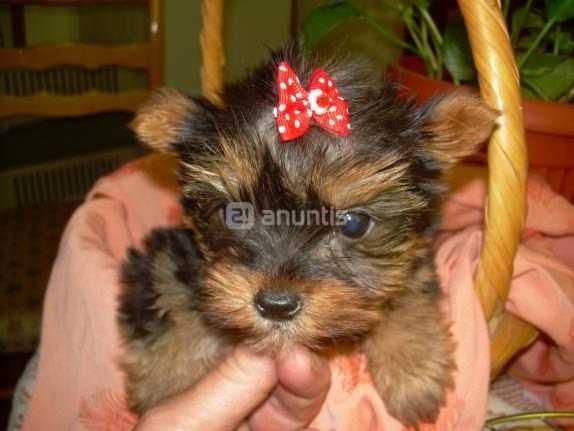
[136,346,277,431]
[248,345,331,431]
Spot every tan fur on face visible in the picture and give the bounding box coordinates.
[312,155,411,208]
[219,135,262,198]
[180,135,262,203]
[425,91,499,165]
[199,261,382,353]
[357,233,430,293]
[198,261,265,338]
[130,88,195,152]
[297,279,382,346]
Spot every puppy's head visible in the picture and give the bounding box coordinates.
[132,47,497,352]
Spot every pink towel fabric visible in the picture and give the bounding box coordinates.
[21,155,574,431]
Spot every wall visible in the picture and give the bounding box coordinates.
[0,0,400,93]
[0,0,292,94]
[164,1,202,93]
[164,0,292,93]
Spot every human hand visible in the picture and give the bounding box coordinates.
[135,344,331,431]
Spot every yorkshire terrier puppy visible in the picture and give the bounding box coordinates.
[118,46,497,427]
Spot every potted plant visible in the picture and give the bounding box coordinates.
[302,0,574,199]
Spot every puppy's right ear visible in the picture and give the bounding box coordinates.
[422,90,499,167]
[130,88,217,154]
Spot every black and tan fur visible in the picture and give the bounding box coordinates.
[118,45,497,426]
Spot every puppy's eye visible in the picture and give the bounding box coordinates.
[339,212,373,239]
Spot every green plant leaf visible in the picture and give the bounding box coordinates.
[521,52,562,76]
[555,30,574,54]
[512,6,546,34]
[442,15,475,83]
[301,1,361,51]
[522,53,574,100]
[521,82,539,99]
[412,0,430,8]
[377,0,403,13]
[516,31,541,51]
[387,0,428,8]
[401,4,414,21]
[546,0,574,22]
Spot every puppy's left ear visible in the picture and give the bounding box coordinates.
[130,88,217,154]
[423,91,499,166]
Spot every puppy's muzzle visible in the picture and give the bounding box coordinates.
[254,290,302,321]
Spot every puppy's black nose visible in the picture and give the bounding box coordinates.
[254,290,302,321]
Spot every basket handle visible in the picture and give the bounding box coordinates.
[200,0,225,105]
[456,0,537,375]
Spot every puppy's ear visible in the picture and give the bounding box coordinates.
[423,91,499,166]
[130,88,217,154]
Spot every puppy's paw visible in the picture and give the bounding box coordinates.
[376,349,454,427]
[364,293,455,428]
[118,227,201,340]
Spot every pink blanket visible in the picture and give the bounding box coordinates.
[21,155,574,430]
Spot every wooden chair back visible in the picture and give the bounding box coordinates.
[0,0,162,118]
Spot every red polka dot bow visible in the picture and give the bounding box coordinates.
[274,61,351,142]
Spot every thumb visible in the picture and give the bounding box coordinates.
[135,346,277,431]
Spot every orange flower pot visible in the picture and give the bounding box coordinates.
[388,57,574,201]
